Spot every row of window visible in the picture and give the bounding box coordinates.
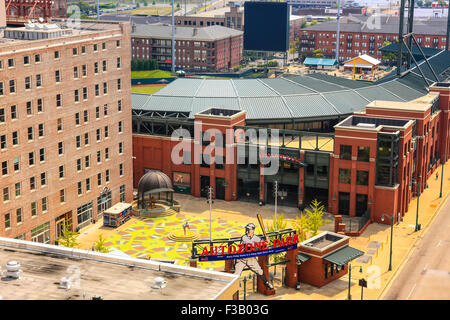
[0,40,121,71]
[3,198,47,230]
[338,169,369,186]
[339,145,370,161]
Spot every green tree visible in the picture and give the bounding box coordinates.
[310,20,318,26]
[437,0,446,6]
[417,0,424,6]
[94,234,110,253]
[266,214,288,277]
[425,0,432,7]
[177,2,181,9]
[304,199,330,237]
[58,220,80,248]
[152,1,156,5]
[291,213,309,242]
[312,48,324,58]
[301,21,307,28]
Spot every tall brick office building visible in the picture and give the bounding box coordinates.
[131,23,243,71]
[0,19,133,243]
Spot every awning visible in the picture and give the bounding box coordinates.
[323,246,364,266]
[296,253,311,265]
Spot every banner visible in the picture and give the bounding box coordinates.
[199,243,297,262]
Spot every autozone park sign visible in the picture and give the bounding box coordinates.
[198,234,299,262]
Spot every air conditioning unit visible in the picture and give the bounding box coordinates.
[59,276,72,290]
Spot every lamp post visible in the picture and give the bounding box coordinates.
[208,186,214,243]
[440,155,445,198]
[347,264,362,300]
[414,174,422,232]
[273,181,278,231]
[381,214,393,271]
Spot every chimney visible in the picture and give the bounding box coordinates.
[193,28,197,36]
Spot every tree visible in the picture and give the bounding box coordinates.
[310,20,318,26]
[94,234,110,253]
[437,0,446,6]
[301,21,307,29]
[58,220,80,248]
[417,0,424,6]
[291,213,310,242]
[312,48,324,58]
[304,199,330,237]
[177,2,181,9]
[266,214,288,278]
[152,1,156,5]
[425,0,433,7]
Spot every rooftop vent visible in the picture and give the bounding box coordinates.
[152,277,167,289]
[59,276,72,290]
[356,123,376,128]
[2,261,23,279]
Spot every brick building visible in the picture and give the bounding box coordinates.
[0,19,133,244]
[131,24,243,71]
[131,51,450,231]
[299,15,448,62]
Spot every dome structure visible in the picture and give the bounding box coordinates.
[138,170,173,195]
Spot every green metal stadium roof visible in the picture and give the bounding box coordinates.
[132,50,450,122]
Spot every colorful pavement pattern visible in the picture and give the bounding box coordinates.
[103,212,246,271]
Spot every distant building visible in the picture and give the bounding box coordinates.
[299,14,448,62]
[343,54,380,74]
[0,19,133,243]
[131,24,243,72]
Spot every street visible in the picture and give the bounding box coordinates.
[383,195,450,300]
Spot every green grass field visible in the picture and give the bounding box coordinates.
[131,70,174,79]
[132,85,166,94]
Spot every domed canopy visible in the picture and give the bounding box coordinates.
[138,170,173,195]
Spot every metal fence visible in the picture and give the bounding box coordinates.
[341,209,370,233]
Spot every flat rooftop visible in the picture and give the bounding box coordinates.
[299,232,348,252]
[337,115,412,131]
[366,92,440,112]
[0,237,238,300]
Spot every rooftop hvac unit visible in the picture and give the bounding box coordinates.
[356,123,376,128]
[152,277,167,289]
[3,261,23,279]
[59,276,72,290]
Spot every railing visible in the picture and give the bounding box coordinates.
[341,209,370,233]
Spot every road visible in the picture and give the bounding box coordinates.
[383,196,450,300]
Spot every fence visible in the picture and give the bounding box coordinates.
[341,209,371,234]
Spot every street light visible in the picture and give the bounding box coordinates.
[440,154,445,198]
[381,213,394,271]
[413,174,422,232]
[347,264,363,300]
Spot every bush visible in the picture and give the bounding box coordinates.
[131,59,159,71]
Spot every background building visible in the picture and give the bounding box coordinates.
[131,23,243,71]
[299,15,448,62]
[0,18,133,243]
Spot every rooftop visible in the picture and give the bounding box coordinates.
[0,237,238,300]
[132,24,243,41]
[336,115,413,131]
[299,231,348,252]
[366,92,440,112]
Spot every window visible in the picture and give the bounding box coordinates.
[74,66,79,78]
[26,101,33,115]
[117,79,122,90]
[42,197,48,212]
[95,84,100,96]
[2,161,8,175]
[39,148,45,162]
[37,98,43,112]
[55,70,61,83]
[10,105,17,119]
[35,54,41,63]
[102,42,106,50]
[59,165,65,178]
[13,157,19,171]
[56,94,62,107]
[38,123,44,137]
[77,158,82,171]
[104,104,108,116]
[4,213,10,229]
[81,45,86,54]
[12,131,18,145]
[30,176,36,190]
[97,150,101,163]
[83,87,88,100]
[60,189,65,203]
[40,172,47,186]
[96,106,100,118]
[82,64,87,77]
[339,169,351,184]
[97,173,102,186]
[117,57,121,68]
[118,100,122,112]
[103,60,107,72]
[84,132,89,145]
[94,44,98,52]
[340,145,352,160]
[105,147,110,160]
[119,142,123,154]
[31,202,37,216]
[105,169,110,182]
[15,182,21,197]
[9,80,16,93]
[58,141,64,155]
[0,82,3,95]
[356,170,369,186]
[57,118,63,131]
[0,135,6,149]
[78,181,83,195]
[54,51,60,59]
[357,146,370,162]
[84,110,89,123]
[25,76,31,90]
[119,163,124,176]
[74,89,79,102]
[120,185,126,202]
[85,155,90,168]
[77,202,93,229]
[8,58,15,67]
[0,108,4,123]
[75,112,80,125]
[118,121,123,133]
[104,126,109,138]
[76,135,81,148]
[94,62,99,74]
[3,187,9,202]
[16,208,22,224]
[116,40,121,47]
[86,178,91,191]
[96,128,101,141]
[73,47,78,55]
[103,82,108,94]
[36,74,42,87]
[31,222,50,244]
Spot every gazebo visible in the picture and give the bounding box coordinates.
[137,170,174,209]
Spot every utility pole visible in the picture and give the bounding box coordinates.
[335,0,341,63]
[415,174,421,232]
[274,181,278,231]
[171,0,176,73]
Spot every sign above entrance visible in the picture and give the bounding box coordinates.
[259,152,307,166]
